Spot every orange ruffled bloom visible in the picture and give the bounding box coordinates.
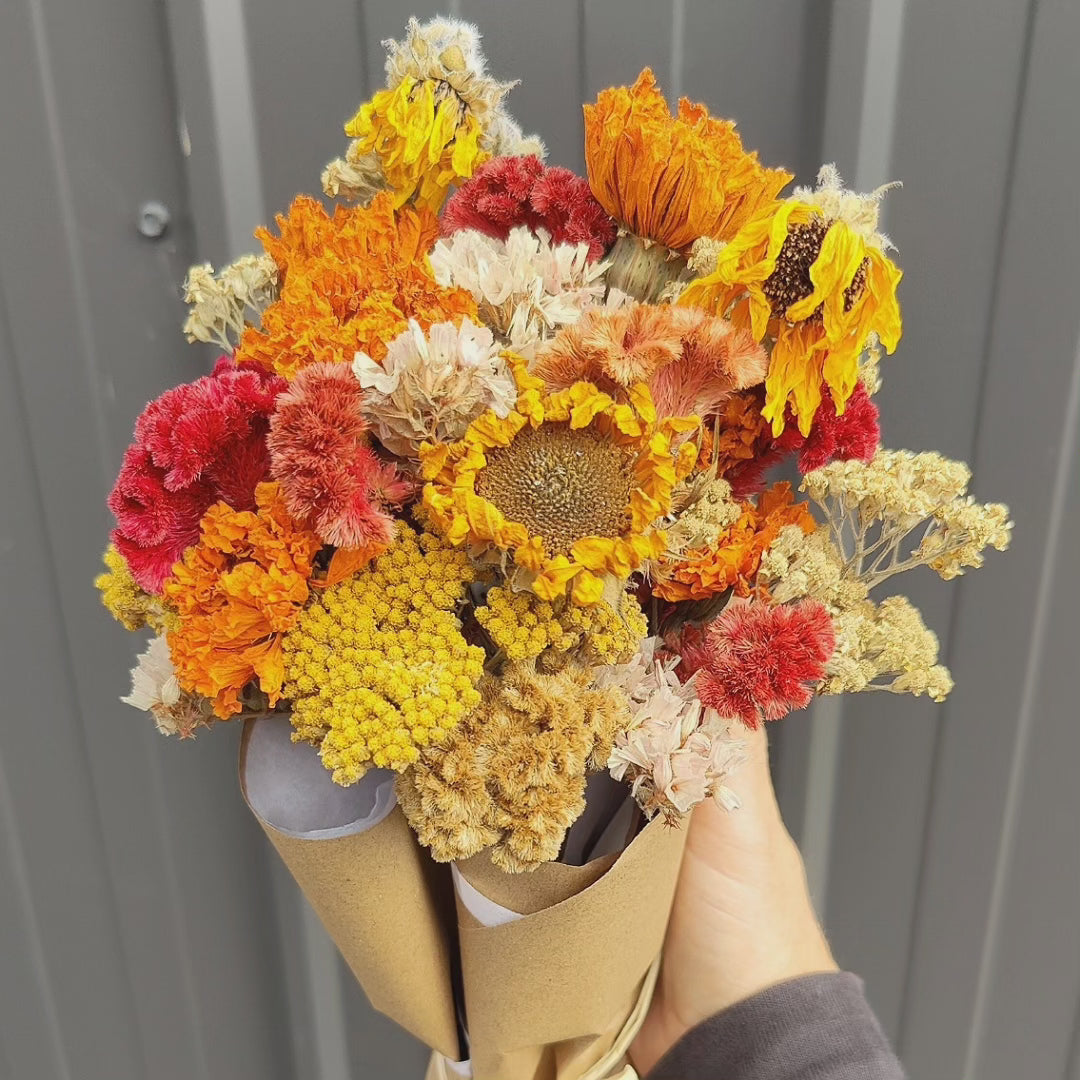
[653,482,815,602]
[164,482,321,719]
[584,69,792,252]
[235,193,476,379]
[679,199,902,437]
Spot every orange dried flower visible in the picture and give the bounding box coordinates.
[164,482,321,719]
[654,482,815,601]
[235,193,476,379]
[584,69,792,251]
[706,389,772,478]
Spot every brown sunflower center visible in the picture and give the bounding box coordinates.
[475,423,635,554]
[761,218,869,321]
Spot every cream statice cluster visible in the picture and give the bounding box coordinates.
[97,16,1010,871]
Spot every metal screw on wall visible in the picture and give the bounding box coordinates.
[137,200,171,239]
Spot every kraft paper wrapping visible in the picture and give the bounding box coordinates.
[239,717,462,1060]
[454,814,689,1080]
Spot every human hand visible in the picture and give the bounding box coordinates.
[630,723,837,1075]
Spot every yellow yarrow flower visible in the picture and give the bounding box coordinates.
[421,357,698,607]
[476,586,647,666]
[345,75,488,211]
[96,544,177,633]
[281,524,484,784]
[679,166,902,437]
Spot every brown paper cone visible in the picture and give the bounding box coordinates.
[239,720,462,1060]
[455,815,688,1080]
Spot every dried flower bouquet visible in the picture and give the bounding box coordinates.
[98,17,1011,1080]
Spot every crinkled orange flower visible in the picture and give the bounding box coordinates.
[654,482,815,602]
[164,482,321,719]
[234,193,476,379]
[584,69,792,252]
[421,357,698,606]
[679,175,902,437]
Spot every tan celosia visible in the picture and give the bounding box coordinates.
[396,663,628,872]
[182,254,279,351]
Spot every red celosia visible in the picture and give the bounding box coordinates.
[267,362,412,550]
[724,383,880,496]
[440,155,617,261]
[694,600,836,728]
[108,358,286,592]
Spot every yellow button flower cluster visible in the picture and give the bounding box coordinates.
[281,525,485,784]
[475,586,646,666]
[95,544,177,633]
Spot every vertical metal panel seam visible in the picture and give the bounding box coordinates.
[893,0,1039,1060]
[668,0,685,105]
[802,0,908,920]
[0,753,73,1080]
[961,336,1080,1080]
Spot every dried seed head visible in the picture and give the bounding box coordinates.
[762,217,869,321]
[475,423,634,553]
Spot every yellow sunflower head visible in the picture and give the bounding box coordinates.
[678,166,902,437]
[420,358,698,605]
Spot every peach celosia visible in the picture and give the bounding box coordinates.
[653,482,817,601]
[164,482,321,719]
[534,303,767,420]
[234,194,476,379]
[584,69,792,252]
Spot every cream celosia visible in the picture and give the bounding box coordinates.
[429,226,616,359]
[353,318,514,458]
[122,635,215,738]
[601,638,744,820]
[182,254,279,351]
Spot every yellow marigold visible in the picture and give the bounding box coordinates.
[679,166,902,437]
[96,543,177,633]
[475,586,646,666]
[396,663,630,872]
[164,483,320,720]
[281,524,484,783]
[584,69,792,252]
[653,482,816,601]
[234,193,476,378]
[421,357,699,606]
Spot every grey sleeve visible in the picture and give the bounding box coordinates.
[645,972,906,1080]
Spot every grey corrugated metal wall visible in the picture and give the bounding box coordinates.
[1,2,1076,1078]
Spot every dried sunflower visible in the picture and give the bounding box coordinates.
[679,166,902,436]
[421,358,698,605]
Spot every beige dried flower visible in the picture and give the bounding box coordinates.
[353,317,514,458]
[396,664,629,872]
[122,635,215,738]
[182,254,278,351]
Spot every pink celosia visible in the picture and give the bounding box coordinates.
[440,155,617,261]
[695,600,836,728]
[108,357,286,592]
[267,362,411,549]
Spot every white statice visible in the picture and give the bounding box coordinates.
[182,254,278,351]
[122,635,214,738]
[353,318,516,458]
[599,638,745,819]
[429,226,617,360]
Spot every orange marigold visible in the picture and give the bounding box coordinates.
[235,193,476,379]
[584,69,792,252]
[164,482,321,719]
[653,482,815,602]
[703,389,771,478]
